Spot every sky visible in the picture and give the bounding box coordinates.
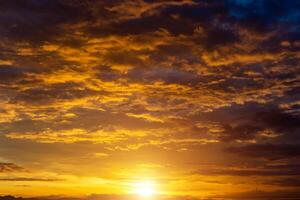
[0,0,300,199]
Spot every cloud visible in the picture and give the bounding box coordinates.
[213,188,300,200]
[0,65,37,84]
[12,82,99,105]
[0,162,23,172]
[0,0,93,44]
[0,177,63,182]
[225,144,300,160]
[263,178,300,187]
[195,163,300,176]
[190,102,300,143]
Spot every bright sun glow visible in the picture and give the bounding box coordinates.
[133,180,156,197]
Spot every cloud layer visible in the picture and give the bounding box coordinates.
[0,0,299,198]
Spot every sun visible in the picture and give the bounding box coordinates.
[132,180,156,197]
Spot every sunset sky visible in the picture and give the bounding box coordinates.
[0,0,300,199]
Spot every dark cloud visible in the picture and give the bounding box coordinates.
[126,67,200,85]
[213,188,300,199]
[0,65,37,84]
[89,4,200,36]
[191,102,300,142]
[0,162,23,172]
[95,66,123,81]
[196,163,300,176]
[225,144,300,160]
[0,0,93,44]
[12,82,99,104]
[219,124,261,142]
[0,119,51,134]
[264,178,300,187]
[0,177,63,182]
[256,109,300,132]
